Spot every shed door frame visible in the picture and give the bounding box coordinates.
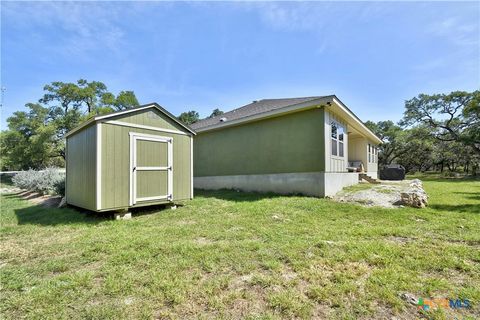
[129,132,173,206]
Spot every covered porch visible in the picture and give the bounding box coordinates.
[347,125,378,179]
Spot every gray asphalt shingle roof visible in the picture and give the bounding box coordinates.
[191,96,329,130]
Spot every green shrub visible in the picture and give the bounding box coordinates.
[12,168,65,195]
[53,176,66,196]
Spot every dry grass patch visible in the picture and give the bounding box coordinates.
[1,175,479,319]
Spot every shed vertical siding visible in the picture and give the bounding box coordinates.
[66,124,97,210]
[100,125,192,211]
[111,108,188,132]
[194,108,325,177]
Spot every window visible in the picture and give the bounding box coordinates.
[331,121,345,157]
[368,144,377,163]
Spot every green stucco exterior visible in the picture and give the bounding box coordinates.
[66,107,193,212]
[65,124,97,211]
[194,108,325,177]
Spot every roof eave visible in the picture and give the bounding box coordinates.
[65,103,196,138]
[330,96,382,144]
[194,96,335,133]
[194,95,382,144]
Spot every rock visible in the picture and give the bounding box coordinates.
[400,292,419,305]
[410,179,422,185]
[57,197,67,208]
[400,190,428,208]
[399,179,428,208]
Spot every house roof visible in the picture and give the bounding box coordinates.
[191,96,326,130]
[65,103,196,138]
[191,95,382,144]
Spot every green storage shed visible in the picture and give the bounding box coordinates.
[65,103,196,212]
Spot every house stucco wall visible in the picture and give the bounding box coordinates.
[193,108,325,177]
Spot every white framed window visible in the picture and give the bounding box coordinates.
[331,121,345,157]
[368,144,377,163]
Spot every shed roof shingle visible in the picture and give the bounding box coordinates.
[190,96,329,130]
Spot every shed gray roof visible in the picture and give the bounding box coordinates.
[191,96,329,130]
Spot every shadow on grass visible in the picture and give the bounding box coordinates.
[453,191,480,201]
[129,203,183,217]
[4,193,109,226]
[408,174,480,183]
[429,204,480,214]
[194,188,301,202]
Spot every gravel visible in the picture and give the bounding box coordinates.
[334,180,424,208]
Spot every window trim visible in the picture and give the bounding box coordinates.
[368,143,377,163]
[331,121,345,158]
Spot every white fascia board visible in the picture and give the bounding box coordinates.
[190,135,193,199]
[94,105,155,121]
[96,122,102,210]
[331,97,383,145]
[64,118,96,138]
[65,103,196,138]
[194,96,334,133]
[64,106,155,138]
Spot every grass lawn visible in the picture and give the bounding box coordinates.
[1,175,479,319]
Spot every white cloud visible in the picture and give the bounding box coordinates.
[246,2,392,32]
[2,2,130,59]
[426,16,479,47]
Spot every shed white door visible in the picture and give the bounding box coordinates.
[129,133,173,205]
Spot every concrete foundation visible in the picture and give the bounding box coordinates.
[194,172,359,197]
[367,171,378,180]
[322,172,359,196]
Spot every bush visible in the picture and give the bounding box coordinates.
[53,176,66,196]
[12,168,65,195]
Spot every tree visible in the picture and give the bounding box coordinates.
[207,108,224,118]
[462,90,480,152]
[178,110,200,125]
[0,104,61,170]
[402,90,480,153]
[395,126,436,173]
[0,80,139,170]
[114,91,139,111]
[365,120,407,166]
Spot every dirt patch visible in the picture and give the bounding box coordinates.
[176,220,197,226]
[7,190,62,208]
[386,236,415,244]
[194,237,215,245]
[0,187,20,194]
[334,180,427,208]
[22,191,62,208]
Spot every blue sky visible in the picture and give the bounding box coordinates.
[1,1,479,129]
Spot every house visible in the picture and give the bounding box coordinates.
[65,103,196,212]
[191,95,381,197]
